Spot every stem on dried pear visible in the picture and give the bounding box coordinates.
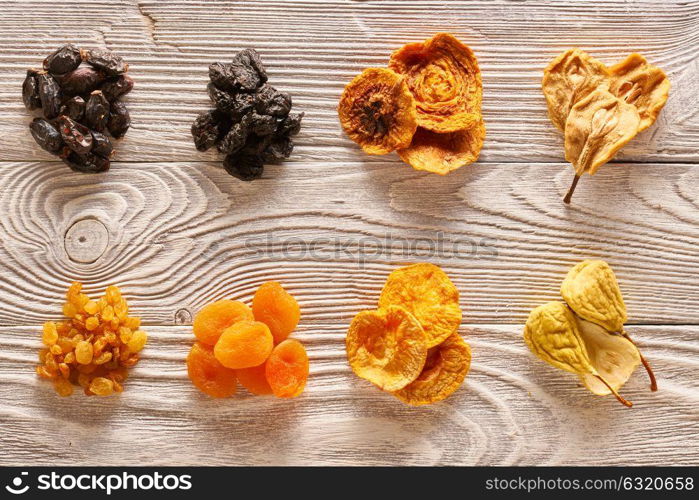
[595,374,633,407]
[621,331,658,392]
[563,174,580,204]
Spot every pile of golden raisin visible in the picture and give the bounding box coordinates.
[187,281,309,399]
[37,282,146,397]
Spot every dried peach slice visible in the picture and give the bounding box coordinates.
[338,67,417,154]
[389,33,482,133]
[346,305,427,392]
[378,263,461,348]
[398,120,485,174]
[392,333,471,406]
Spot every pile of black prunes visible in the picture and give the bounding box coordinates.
[191,48,303,180]
[22,44,133,173]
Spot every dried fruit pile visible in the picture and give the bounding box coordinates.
[37,283,146,396]
[524,260,657,407]
[338,33,485,175]
[187,281,308,398]
[191,48,304,180]
[22,44,133,173]
[542,49,670,203]
[346,263,471,406]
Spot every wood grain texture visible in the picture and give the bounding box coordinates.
[0,0,697,162]
[0,0,698,466]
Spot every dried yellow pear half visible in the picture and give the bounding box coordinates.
[577,319,640,397]
[542,48,610,131]
[563,87,640,203]
[346,305,428,392]
[523,301,632,406]
[561,260,627,333]
[392,333,471,406]
[561,259,657,391]
[609,53,671,132]
[397,120,485,175]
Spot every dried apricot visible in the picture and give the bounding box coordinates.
[346,305,427,392]
[193,299,254,346]
[187,342,237,398]
[213,320,273,369]
[393,333,471,406]
[338,67,417,154]
[252,281,300,344]
[236,364,273,395]
[389,33,482,133]
[378,263,461,348]
[265,339,309,398]
[398,121,485,174]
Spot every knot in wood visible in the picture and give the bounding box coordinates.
[64,219,109,263]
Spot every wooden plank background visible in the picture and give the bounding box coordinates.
[0,0,698,466]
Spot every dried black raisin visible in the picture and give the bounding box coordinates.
[208,83,255,119]
[223,153,263,181]
[43,44,82,75]
[262,137,294,162]
[37,73,61,119]
[218,114,252,154]
[91,131,113,157]
[277,112,304,137]
[57,67,105,96]
[84,91,110,132]
[229,60,261,92]
[100,75,134,102]
[191,110,224,152]
[59,96,86,121]
[61,149,110,173]
[236,48,267,85]
[57,115,93,154]
[81,48,128,76]
[254,84,291,117]
[250,113,277,136]
[209,62,237,92]
[107,102,130,139]
[22,69,42,110]
[29,118,63,153]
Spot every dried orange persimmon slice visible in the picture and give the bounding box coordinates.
[338,67,418,154]
[392,333,471,406]
[378,263,461,348]
[389,33,482,133]
[346,305,427,392]
[398,120,485,174]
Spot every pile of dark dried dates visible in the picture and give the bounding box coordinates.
[22,44,133,173]
[191,48,303,180]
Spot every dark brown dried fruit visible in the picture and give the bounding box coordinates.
[208,83,255,119]
[59,96,85,121]
[91,131,113,157]
[37,73,61,119]
[191,110,225,152]
[255,85,291,117]
[61,149,110,173]
[43,44,82,75]
[277,112,304,137]
[100,75,134,102]
[107,102,130,139]
[235,48,268,86]
[57,115,93,154]
[29,118,63,153]
[209,62,237,92]
[22,69,42,110]
[223,153,264,180]
[219,114,253,154]
[262,137,293,162]
[250,113,277,136]
[57,67,105,96]
[84,91,110,132]
[82,48,128,76]
[240,134,273,156]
